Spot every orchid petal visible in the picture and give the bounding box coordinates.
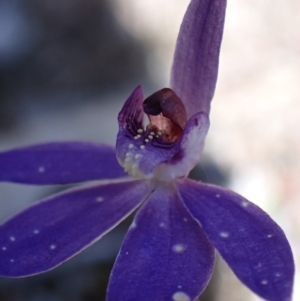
[0,142,126,184]
[0,179,153,277]
[116,86,179,178]
[107,184,215,301]
[153,112,209,180]
[177,179,294,301]
[170,0,227,117]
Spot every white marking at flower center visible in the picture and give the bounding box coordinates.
[10,236,16,242]
[33,229,40,234]
[96,197,104,202]
[220,232,229,238]
[172,244,185,253]
[38,166,45,173]
[148,135,153,140]
[137,129,143,133]
[50,244,56,250]
[172,292,191,301]
[261,280,268,285]
[134,134,141,139]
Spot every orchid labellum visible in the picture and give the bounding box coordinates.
[0,1,294,301]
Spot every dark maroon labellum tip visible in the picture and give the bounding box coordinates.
[143,88,187,129]
[143,88,188,142]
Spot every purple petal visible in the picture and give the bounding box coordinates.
[170,0,227,117]
[107,184,215,301]
[177,179,294,301]
[0,179,152,277]
[0,142,126,184]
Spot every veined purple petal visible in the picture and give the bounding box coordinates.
[177,179,294,301]
[170,0,227,117]
[0,142,126,184]
[107,183,215,301]
[0,179,153,277]
[153,112,209,181]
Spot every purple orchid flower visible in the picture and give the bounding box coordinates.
[0,0,294,301]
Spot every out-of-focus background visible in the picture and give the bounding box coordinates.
[0,0,299,300]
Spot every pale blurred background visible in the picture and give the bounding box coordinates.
[0,0,299,300]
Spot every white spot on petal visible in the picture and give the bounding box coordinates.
[10,259,14,263]
[38,166,45,173]
[148,135,153,139]
[261,280,268,285]
[183,218,188,222]
[2,247,7,251]
[150,132,155,135]
[96,197,104,202]
[126,252,129,255]
[50,244,56,250]
[177,285,182,289]
[159,222,166,228]
[172,244,185,253]
[33,229,39,234]
[172,292,191,301]
[215,194,220,198]
[145,139,149,143]
[137,129,143,133]
[267,234,272,238]
[275,273,281,277]
[140,145,145,150]
[10,236,15,242]
[128,144,134,149]
[220,232,229,238]
[241,201,249,207]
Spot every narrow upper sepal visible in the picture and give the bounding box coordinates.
[107,184,215,301]
[170,0,227,117]
[177,179,294,301]
[0,179,152,277]
[0,142,126,184]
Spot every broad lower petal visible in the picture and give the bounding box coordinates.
[0,142,126,184]
[0,179,152,277]
[107,183,215,301]
[177,179,294,301]
[170,0,227,117]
